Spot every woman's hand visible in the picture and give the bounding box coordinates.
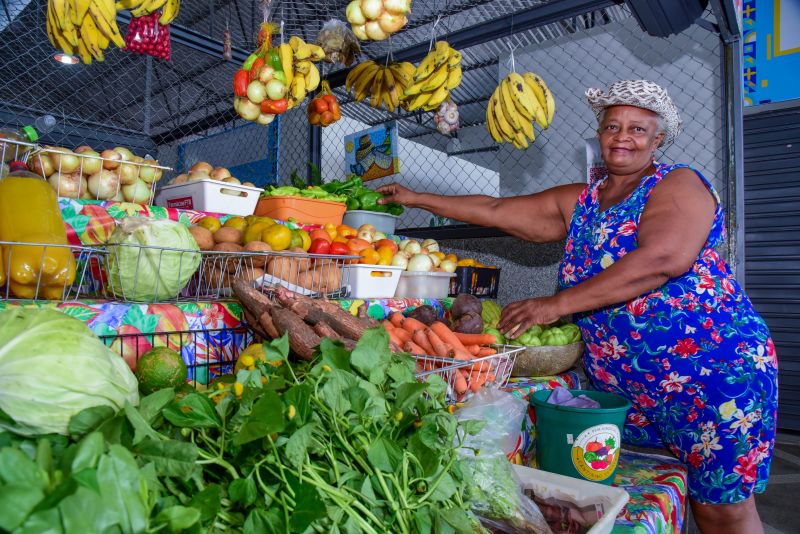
[376,183,418,206]
[498,296,564,338]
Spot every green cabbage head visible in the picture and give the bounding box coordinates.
[0,308,139,435]
[107,218,201,302]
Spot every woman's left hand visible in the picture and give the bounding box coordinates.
[498,296,564,338]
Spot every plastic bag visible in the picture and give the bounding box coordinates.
[456,389,552,533]
[316,19,361,66]
[125,12,171,60]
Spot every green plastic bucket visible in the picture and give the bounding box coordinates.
[530,389,630,485]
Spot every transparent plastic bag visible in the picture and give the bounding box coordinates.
[125,12,171,60]
[456,389,552,533]
[316,19,361,67]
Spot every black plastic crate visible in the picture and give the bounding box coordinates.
[449,266,500,298]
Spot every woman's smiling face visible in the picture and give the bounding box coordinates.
[597,105,665,174]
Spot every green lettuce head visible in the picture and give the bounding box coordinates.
[0,309,139,435]
[107,218,201,302]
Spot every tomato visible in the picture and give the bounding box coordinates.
[308,238,331,255]
[346,238,371,253]
[329,242,350,255]
[309,229,332,243]
[249,58,265,81]
[374,239,398,254]
[329,101,341,119]
[233,70,249,97]
[261,98,288,114]
[311,98,329,114]
[320,111,334,126]
[308,112,321,125]
[322,94,337,106]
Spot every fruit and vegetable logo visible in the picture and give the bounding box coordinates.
[570,424,619,482]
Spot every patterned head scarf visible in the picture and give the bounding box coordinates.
[586,80,683,147]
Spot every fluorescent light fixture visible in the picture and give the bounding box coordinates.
[53,53,79,65]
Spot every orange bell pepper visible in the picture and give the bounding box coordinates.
[336,224,357,239]
[324,223,337,240]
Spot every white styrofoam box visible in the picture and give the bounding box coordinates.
[342,264,404,299]
[342,210,400,235]
[394,271,456,299]
[155,179,263,216]
[512,465,629,534]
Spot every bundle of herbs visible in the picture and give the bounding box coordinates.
[0,328,492,533]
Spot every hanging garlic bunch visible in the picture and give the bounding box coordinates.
[434,101,459,135]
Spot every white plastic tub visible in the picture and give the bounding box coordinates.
[342,210,400,234]
[394,271,456,299]
[342,264,404,299]
[512,465,629,534]
[155,179,263,216]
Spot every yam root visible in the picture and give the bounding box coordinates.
[259,311,281,340]
[233,279,273,319]
[275,287,371,339]
[269,306,321,361]
[313,321,342,341]
[242,309,268,339]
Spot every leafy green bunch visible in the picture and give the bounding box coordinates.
[0,328,486,534]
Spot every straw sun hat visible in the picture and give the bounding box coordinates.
[586,80,683,146]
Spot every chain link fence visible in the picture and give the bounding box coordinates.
[1,1,730,234]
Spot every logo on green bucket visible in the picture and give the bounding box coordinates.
[570,424,620,482]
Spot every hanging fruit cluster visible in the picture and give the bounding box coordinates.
[233,27,325,126]
[307,82,342,127]
[345,60,415,112]
[345,0,412,41]
[124,11,171,60]
[486,71,555,149]
[403,41,462,111]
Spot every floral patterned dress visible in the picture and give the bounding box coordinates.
[558,162,778,504]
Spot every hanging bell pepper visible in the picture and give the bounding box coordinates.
[233,70,249,97]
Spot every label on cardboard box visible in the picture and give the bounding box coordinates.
[167,196,194,209]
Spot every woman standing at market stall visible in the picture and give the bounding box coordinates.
[378,80,777,534]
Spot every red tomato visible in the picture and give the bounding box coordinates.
[261,98,288,114]
[249,58,265,81]
[308,238,331,255]
[233,70,249,97]
[322,94,337,106]
[329,101,341,120]
[311,98,329,114]
[329,242,350,255]
[320,111,334,126]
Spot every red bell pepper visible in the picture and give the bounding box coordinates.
[233,70,249,97]
[249,58,265,82]
[329,242,350,256]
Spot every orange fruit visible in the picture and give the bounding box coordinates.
[197,216,221,233]
[223,216,247,231]
[261,224,292,251]
[376,245,394,265]
[359,247,380,265]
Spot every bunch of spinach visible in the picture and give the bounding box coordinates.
[0,328,488,533]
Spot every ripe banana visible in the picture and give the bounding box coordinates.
[346,60,377,92]
[278,35,326,110]
[346,61,417,112]
[486,71,555,148]
[370,68,384,109]
[304,63,320,92]
[402,41,462,112]
[48,0,129,63]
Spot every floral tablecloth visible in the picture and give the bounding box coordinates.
[336,297,453,320]
[0,299,247,385]
[502,371,687,534]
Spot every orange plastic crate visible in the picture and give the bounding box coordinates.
[254,196,347,225]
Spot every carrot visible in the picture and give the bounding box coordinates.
[382,320,395,331]
[453,369,468,395]
[426,328,450,357]
[413,329,435,355]
[477,347,497,357]
[387,328,404,348]
[454,332,498,346]
[393,328,412,344]
[465,344,481,356]
[469,374,488,393]
[401,316,428,334]
[389,312,404,328]
[404,341,425,355]
[430,321,468,351]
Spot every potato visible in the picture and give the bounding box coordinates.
[298,264,342,292]
[203,265,231,291]
[240,266,265,282]
[189,226,214,250]
[266,255,313,285]
[244,240,273,267]
[213,227,243,244]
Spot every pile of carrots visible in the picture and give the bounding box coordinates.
[383,313,500,399]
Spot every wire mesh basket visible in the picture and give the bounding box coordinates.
[414,345,524,404]
[0,138,171,205]
[0,240,106,301]
[100,326,255,388]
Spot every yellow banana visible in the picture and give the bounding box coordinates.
[446,65,462,91]
[353,63,379,100]
[508,72,548,128]
[403,77,428,97]
[485,98,503,143]
[522,72,545,110]
[490,94,515,141]
[423,84,449,111]
[514,130,529,149]
[278,43,294,89]
[498,79,523,132]
[383,68,400,110]
[525,72,555,127]
[433,41,450,68]
[369,68,384,109]
[413,50,438,82]
[290,75,306,101]
[308,44,325,61]
[290,36,312,60]
[304,63,320,92]
[74,0,92,26]
[448,48,462,68]
[421,63,448,92]
[346,60,376,91]
[88,0,124,47]
[405,91,433,111]
[159,0,180,24]
[294,60,311,75]
[76,35,93,63]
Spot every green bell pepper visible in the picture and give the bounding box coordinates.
[386,202,405,216]
[357,191,383,210]
[346,197,361,211]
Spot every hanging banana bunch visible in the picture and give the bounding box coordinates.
[486,71,556,149]
[47,0,126,64]
[345,60,416,113]
[117,0,181,25]
[402,41,462,112]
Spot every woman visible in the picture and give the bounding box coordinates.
[378,80,777,533]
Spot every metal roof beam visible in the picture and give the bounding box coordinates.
[327,0,618,88]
